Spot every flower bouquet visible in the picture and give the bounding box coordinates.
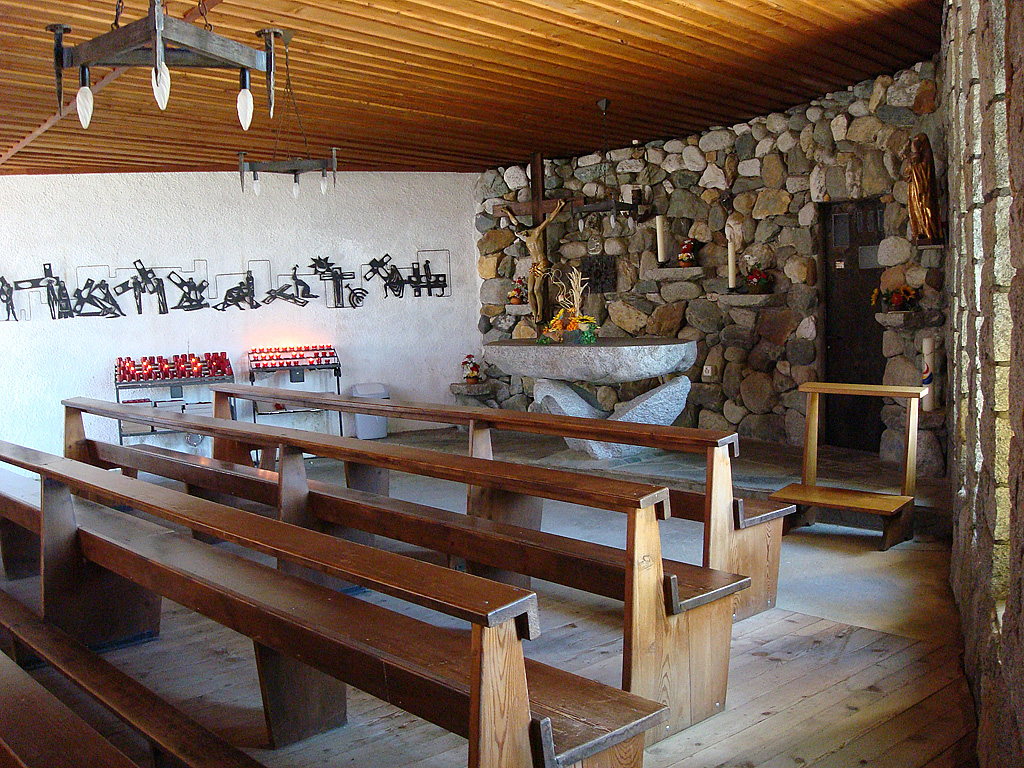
[746,266,773,294]
[678,238,697,267]
[461,354,482,383]
[507,276,527,305]
[538,268,597,344]
[872,285,918,312]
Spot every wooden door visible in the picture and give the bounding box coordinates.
[822,200,887,452]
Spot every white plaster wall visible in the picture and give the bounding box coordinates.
[0,171,481,455]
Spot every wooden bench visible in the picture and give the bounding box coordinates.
[0,440,668,766]
[0,589,266,768]
[0,647,139,768]
[62,397,747,739]
[211,383,794,620]
[769,382,927,550]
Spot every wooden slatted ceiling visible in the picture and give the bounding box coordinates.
[0,0,942,174]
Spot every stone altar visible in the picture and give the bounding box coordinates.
[483,339,698,459]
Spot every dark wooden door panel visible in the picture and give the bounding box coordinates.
[823,201,886,452]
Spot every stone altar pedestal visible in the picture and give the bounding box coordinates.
[484,338,698,459]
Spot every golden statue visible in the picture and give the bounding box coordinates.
[905,133,943,245]
[506,198,566,324]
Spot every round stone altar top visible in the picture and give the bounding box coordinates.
[483,338,697,385]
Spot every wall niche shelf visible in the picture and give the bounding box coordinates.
[114,353,234,445]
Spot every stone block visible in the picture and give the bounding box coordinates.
[478,228,516,256]
[738,413,787,442]
[688,383,726,411]
[700,164,729,190]
[723,399,749,424]
[698,129,735,152]
[757,308,802,345]
[740,371,778,414]
[846,116,884,143]
[723,361,744,400]
[606,300,649,334]
[478,169,510,199]
[699,410,732,431]
[748,339,786,371]
[883,355,920,387]
[648,302,686,337]
[786,338,816,366]
[686,298,725,333]
[478,253,501,279]
[791,364,817,386]
[785,408,807,446]
[878,236,914,266]
[480,278,513,305]
[761,153,788,189]
[752,189,793,219]
[534,376,692,459]
[879,427,944,478]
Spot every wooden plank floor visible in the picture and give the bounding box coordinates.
[0,571,973,768]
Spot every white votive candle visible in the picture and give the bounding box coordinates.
[727,241,737,289]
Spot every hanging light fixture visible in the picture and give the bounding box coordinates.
[46,1,275,130]
[573,98,651,225]
[239,148,338,197]
[237,33,338,199]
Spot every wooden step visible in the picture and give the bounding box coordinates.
[770,483,913,517]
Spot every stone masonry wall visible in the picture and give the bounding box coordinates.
[474,62,947,476]
[944,0,1022,763]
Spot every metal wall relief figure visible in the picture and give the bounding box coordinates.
[72,278,124,318]
[114,260,169,315]
[404,260,448,297]
[214,271,260,311]
[168,271,210,311]
[0,277,17,321]
[14,263,74,320]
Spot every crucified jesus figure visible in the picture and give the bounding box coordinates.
[507,198,566,325]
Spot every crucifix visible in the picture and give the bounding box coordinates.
[501,153,569,325]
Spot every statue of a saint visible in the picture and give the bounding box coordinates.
[905,133,943,245]
[507,198,566,324]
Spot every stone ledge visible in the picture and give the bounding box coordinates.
[641,265,707,282]
[712,292,774,308]
[505,303,533,315]
[450,381,497,397]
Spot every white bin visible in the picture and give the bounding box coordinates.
[348,382,389,439]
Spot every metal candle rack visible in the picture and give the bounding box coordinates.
[113,352,235,445]
[246,345,342,433]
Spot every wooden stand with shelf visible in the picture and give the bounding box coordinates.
[770,381,927,550]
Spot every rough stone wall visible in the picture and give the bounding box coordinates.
[474,62,947,475]
[1004,0,1024,756]
[943,0,1022,763]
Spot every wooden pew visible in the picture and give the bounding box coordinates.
[0,440,668,766]
[0,590,266,768]
[0,648,138,768]
[211,383,794,620]
[62,397,745,739]
[770,382,927,550]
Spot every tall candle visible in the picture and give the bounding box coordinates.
[727,240,737,289]
[656,215,668,263]
[921,336,935,412]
